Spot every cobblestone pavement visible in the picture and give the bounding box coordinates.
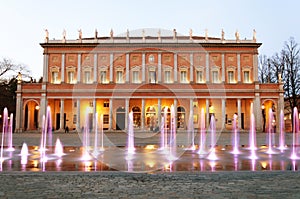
[0,132,298,198]
[0,171,300,199]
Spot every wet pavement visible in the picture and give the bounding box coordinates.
[0,131,299,198]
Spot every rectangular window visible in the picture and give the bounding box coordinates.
[116,71,123,83]
[196,71,203,83]
[212,71,219,83]
[84,71,91,83]
[74,101,77,108]
[68,71,75,84]
[103,114,109,124]
[103,101,109,108]
[165,71,171,83]
[100,71,107,83]
[180,71,187,83]
[228,71,234,83]
[52,71,59,83]
[73,114,77,124]
[149,71,156,83]
[132,71,139,83]
[89,101,93,107]
[244,71,250,83]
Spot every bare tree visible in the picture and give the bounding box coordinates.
[281,37,300,117]
[258,54,269,83]
[0,57,30,82]
[270,51,285,83]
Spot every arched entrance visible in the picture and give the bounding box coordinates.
[23,100,39,131]
[261,99,276,133]
[116,107,125,130]
[177,106,186,129]
[146,106,157,131]
[132,106,141,128]
[161,106,171,130]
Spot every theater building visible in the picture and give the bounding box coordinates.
[15,29,284,133]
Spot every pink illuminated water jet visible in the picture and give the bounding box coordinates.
[266,108,276,154]
[278,110,287,151]
[54,138,65,157]
[127,112,135,154]
[290,107,299,160]
[197,108,206,155]
[206,115,218,160]
[231,114,241,154]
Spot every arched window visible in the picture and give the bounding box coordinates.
[146,106,157,131]
[177,106,186,129]
[132,106,141,128]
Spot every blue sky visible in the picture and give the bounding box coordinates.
[0,0,299,79]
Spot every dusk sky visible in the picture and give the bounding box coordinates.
[0,0,299,79]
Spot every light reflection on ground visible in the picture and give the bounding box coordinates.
[0,145,299,172]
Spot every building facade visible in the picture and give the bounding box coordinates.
[15,29,284,133]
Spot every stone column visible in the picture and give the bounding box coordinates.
[77,54,81,83]
[173,99,178,128]
[190,53,194,83]
[94,54,98,83]
[174,53,177,83]
[206,52,210,82]
[43,54,49,82]
[59,99,64,131]
[237,53,241,82]
[158,53,162,83]
[206,99,210,129]
[254,92,262,132]
[76,99,81,132]
[15,84,22,132]
[110,53,114,83]
[125,98,129,130]
[141,98,145,130]
[126,53,129,83]
[190,98,194,129]
[158,98,161,128]
[61,53,65,83]
[253,54,259,82]
[277,92,284,133]
[221,53,225,82]
[109,98,113,130]
[93,98,97,130]
[237,99,242,129]
[142,53,146,83]
[222,98,226,130]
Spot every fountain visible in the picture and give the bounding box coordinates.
[290,107,299,159]
[127,111,135,154]
[2,105,300,172]
[197,108,206,155]
[266,108,276,154]
[187,110,196,150]
[206,115,218,160]
[168,105,177,161]
[278,110,287,151]
[54,138,65,158]
[0,108,8,163]
[231,114,241,154]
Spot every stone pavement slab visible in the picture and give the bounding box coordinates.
[0,171,299,199]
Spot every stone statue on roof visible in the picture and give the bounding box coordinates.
[142,29,145,40]
[95,29,98,39]
[62,29,66,42]
[78,29,82,40]
[253,29,256,42]
[110,29,113,39]
[45,29,49,42]
[173,29,177,40]
[235,30,240,41]
[126,29,129,40]
[158,29,161,41]
[205,29,208,40]
[189,29,193,40]
[221,29,225,40]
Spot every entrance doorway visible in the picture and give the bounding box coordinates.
[56,113,66,130]
[116,107,125,130]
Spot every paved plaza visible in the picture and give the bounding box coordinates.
[0,132,299,198]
